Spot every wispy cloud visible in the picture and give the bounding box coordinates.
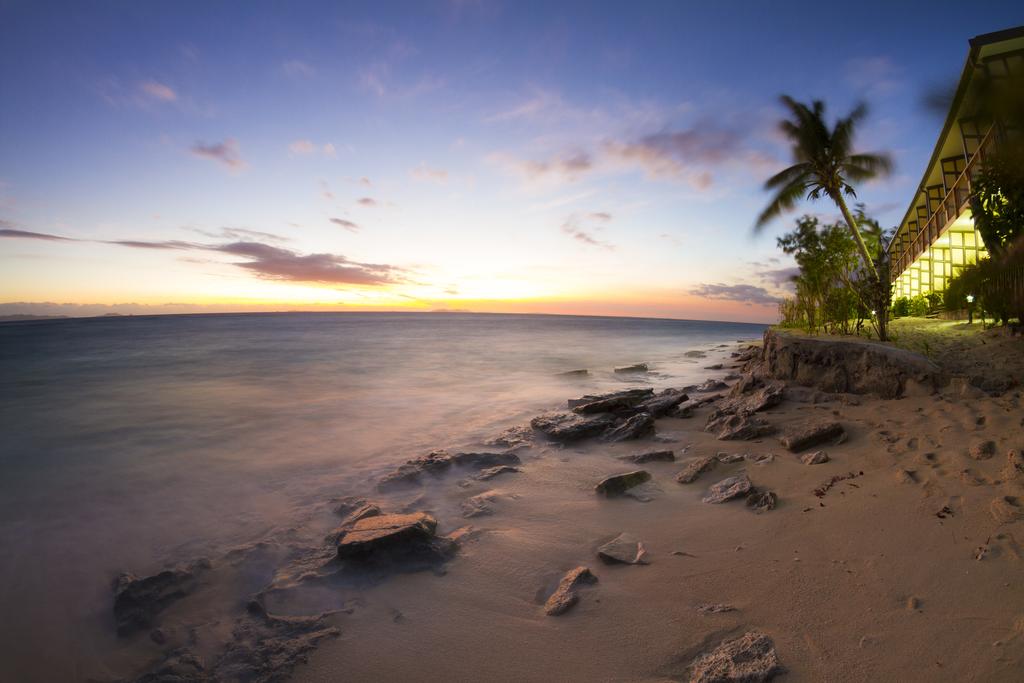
[216,241,401,285]
[98,78,183,108]
[755,265,799,287]
[488,150,593,184]
[192,227,289,242]
[1,227,404,286]
[356,197,378,207]
[491,119,778,190]
[690,283,782,306]
[289,139,337,157]
[139,80,177,103]
[330,217,360,232]
[0,227,74,241]
[190,139,245,170]
[561,213,614,250]
[411,163,449,183]
[289,139,316,155]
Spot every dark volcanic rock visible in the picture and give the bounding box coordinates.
[702,473,753,504]
[746,489,778,513]
[637,389,690,417]
[620,449,675,464]
[476,465,521,480]
[597,533,648,564]
[761,328,943,398]
[688,631,782,683]
[603,412,655,442]
[691,378,729,393]
[113,560,209,636]
[532,412,618,443]
[779,421,844,453]
[451,451,522,468]
[336,512,438,559]
[706,413,776,441]
[339,502,381,527]
[377,450,520,490]
[614,363,649,374]
[558,369,590,377]
[544,566,598,616]
[568,388,654,411]
[377,450,453,490]
[705,379,784,427]
[675,456,718,484]
[595,470,652,496]
[484,425,533,448]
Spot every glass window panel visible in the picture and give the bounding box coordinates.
[964,232,975,247]
[952,248,964,264]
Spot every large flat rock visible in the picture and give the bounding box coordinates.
[760,329,944,399]
[531,412,617,442]
[336,512,438,559]
[595,470,651,496]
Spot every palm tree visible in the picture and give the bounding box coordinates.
[755,96,893,281]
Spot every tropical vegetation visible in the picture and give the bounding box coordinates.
[757,96,894,339]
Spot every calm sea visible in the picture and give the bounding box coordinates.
[0,311,764,678]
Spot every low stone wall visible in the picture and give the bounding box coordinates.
[758,329,945,399]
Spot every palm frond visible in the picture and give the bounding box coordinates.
[845,152,893,175]
[755,181,807,230]
[764,163,811,190]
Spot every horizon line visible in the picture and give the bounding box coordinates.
[0,308,774,327]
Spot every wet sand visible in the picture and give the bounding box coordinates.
[294,367,1024,682]
[68,339,1024,682]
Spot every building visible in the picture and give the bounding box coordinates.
[888,26,1024,300]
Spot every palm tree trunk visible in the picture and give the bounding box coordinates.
[832,193,880,282]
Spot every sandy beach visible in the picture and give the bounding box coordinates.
[84,327,1024,683]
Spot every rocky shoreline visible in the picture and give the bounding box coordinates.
[105,330,1024,682]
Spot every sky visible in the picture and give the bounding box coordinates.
[1,1,1022,323]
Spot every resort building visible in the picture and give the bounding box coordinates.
[888,26,1024,300]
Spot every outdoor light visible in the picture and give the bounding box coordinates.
[966,294,975,303]
[871,310,876,316]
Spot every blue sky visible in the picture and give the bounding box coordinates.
[1,1,1022,322]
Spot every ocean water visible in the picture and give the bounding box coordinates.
[0,312,765,680]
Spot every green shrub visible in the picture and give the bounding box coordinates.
[908,294,929,317]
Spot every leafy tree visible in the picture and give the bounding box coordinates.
[756,96,893,282]
[970,139,1024,257]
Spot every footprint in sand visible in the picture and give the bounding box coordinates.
[959,469,990,487]
[990,496,1024,524]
